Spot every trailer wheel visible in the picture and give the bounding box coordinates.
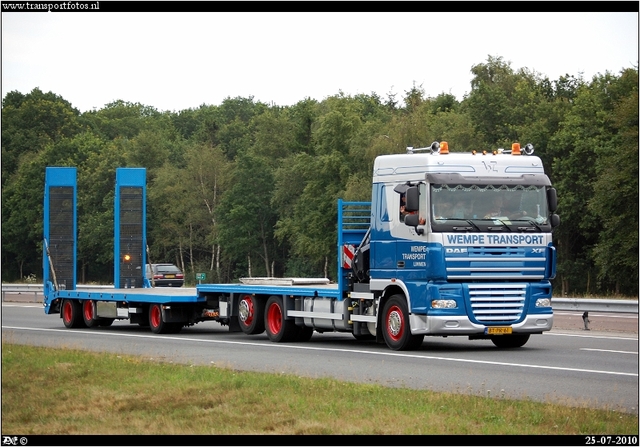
[265,295,297,342]
[490,334,530,348]
[98,319,115,327]
[238,294,265,335]
[149,303,176,334]
[82,300,100,328]
[138,306,150,327]
[382,295,424,351]
[62,299,86,329]
[82,300,115,328]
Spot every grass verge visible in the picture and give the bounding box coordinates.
[2,343,637,435]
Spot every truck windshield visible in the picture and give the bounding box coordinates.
[430,184,549,227]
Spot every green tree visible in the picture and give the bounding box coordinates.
[216,151,278,279]
[81,100,162,140]
[76,138,128,284]
[2,88,81,186]
[465,55,545,148]
[551,70,634,295]
[1,132,93,281]
[273,151,350,279]
[588,68,639,294]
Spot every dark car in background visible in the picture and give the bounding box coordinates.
[145,263,184,287]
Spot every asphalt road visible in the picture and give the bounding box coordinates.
[2,300,638,415]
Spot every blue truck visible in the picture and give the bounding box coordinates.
[43,141,559,351]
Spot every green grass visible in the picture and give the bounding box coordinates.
[2,343,637,435]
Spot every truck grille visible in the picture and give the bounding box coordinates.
[468,284,526,323]
[446,246,546,280]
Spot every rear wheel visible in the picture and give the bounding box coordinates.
[264,295,298,342]
[148,303,181,334]
[238,294,265,335]
[381,295,424,351]
[62,299,86,329]
[352,332,375,341]
[297,325,314,342]
[491,334,530,348]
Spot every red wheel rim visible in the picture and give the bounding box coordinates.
[267,302,282,335]
[150,305,161,328]
[63,301,72,323]
[239,296,254,327]
[386,304,404,342]
[83,300,94,322]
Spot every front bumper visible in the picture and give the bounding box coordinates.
[409,312,553,336]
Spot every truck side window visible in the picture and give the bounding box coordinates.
[400,193,409,221]
[418,183,426,224]
[378,184,390,222]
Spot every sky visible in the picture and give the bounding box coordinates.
[2,9,638,113]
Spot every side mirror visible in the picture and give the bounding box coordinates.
[547,187,557,213]
[405,186,420,212]
[404,213,424,235]
[550,213,560,228]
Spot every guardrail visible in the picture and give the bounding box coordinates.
[552,298,638,314]
[3,283,638,313]
[1,283,113,303]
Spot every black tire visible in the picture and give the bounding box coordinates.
[352,332,375,341]
[149,303,177,334]
[138,306,150,327]
[264,295,298,342]
[490,334,530,348]
[237,294,265,335]
[98,319,115,327]
[62,299,87,329]
[297,325,314,342]
[381,294,424,351]
[82,300,101,328]
[82,300,115,328]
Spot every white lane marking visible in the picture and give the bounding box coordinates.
[3,326,638,378]
[546,332,638,341]
[580,348,638,355]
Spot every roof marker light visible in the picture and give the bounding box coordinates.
[512,143,521,155]
[440,141,449,154]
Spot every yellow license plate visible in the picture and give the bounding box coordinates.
[165,274,175,279]
[485,326,512,335]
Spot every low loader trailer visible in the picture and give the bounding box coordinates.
[43,141,559,351]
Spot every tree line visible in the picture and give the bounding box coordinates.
[2,56,638,296]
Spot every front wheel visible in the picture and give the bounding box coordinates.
[381,295,424,351]
[491,334,530,348]
[62,299,86,329]
[264,295,298,342]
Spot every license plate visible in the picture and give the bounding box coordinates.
[165,274,175,279]
[485,326,512,335]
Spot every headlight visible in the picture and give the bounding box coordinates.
[535,298,551,307]
[431,299,457,309]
